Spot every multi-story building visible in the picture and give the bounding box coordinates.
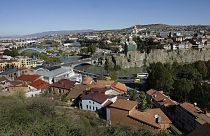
[15,56,37,68]
[174,102,210,134]
[0,56,37,70]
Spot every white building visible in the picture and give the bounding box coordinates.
[35,66,82,84]
[26,79,49,97]
[81,89,118,112]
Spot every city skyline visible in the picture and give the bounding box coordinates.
[0,0,210,36]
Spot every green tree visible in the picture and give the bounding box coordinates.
[3,48,19,57]
[173,78,194,101]
[52,41,60,47]
[147,62,174,92]
[137,91,148,111]
[110,71,118,80]
[87,44,96,55]
[104,59,113,75]
[194,61,208,78]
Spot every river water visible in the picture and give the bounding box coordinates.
[60,56,146,77]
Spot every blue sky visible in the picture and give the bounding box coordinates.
[0,0,210,36]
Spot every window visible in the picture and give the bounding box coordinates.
[89,106,91,110]
[89,101,91,103]
[96,107,98,110]
[86,105,88,109]
[93,102,94,104]
[93,106,95,110]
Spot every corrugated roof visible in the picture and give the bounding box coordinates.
[36,66,73,77]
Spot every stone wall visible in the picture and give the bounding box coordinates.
[99,49,210,69]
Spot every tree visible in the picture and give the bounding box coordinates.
[110,71,118,80]
[137,91,148,111]
[147,62,174,92]
[80,47,88,54]
[104,59,113,75]
[173,78,194,101]
[3,48,19,57]
[194,61,208,78]
[87,44,96,55]
[128,89,139,101]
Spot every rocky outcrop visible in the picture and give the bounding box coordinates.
[99,49,210,69]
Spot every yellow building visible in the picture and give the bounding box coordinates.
[0,56,37,69]
[16,56,37,68]
[0,60,21,69]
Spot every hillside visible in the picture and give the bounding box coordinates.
[0,96,169,136]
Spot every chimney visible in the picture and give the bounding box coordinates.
[202,108,208,114]
[159,91,163,94]
[155,114,161,124]
[194,102,197,107]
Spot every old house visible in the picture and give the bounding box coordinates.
[174,102,210,134]
[107,99,171,133]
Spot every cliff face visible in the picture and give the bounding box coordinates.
[100,49,210,69]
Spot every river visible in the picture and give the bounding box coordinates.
[60,56,146,77]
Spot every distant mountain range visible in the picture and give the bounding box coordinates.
[0,29,96,39]
[26,29,96,37]
[1,24,210,39]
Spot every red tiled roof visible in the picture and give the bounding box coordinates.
[109,99,138,111]
[129,108,172,129]
[29,79,49,90]
[180,102,202,116]
[187,123,210,136]
[82,76,94,85]
[17,74,41,82]
[146,89,178,107]
[180,102,210,124]
[95,80,115,87]
[68,84,88,99]
[111,82,127,93]
[82,89,109,104]
[50,79,76,90]
[9,80,24,86]
[0,76,9,82]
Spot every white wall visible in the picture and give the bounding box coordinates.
[106,108,111,123]
[26,85,41,97]
[82,100,102,111]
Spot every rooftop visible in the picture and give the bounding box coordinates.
[50,79,76,90]
[111,82,127,93]
[95,80,115,87]
[0,76,9,82]
[109,99,137,111]
[0,68,18,75]
[36,66,73,77]
[82,88,111,104]
[180,102,210,124]
[17,74,41,82]
[29,79,49,90]
[147,89,178,107]
[129,108,172,129]
[187,123,210,136]
[82,76,94,85]
[68,84,88,99]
